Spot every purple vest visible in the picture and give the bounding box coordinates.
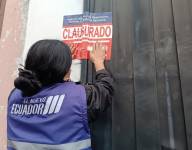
[7,82,91,150]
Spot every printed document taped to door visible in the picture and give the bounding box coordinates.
[62,12,112,60]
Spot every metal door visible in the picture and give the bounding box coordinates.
[81,0,192,150]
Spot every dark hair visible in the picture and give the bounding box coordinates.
[14,40,72,96]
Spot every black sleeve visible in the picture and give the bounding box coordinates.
[83,69,114,122]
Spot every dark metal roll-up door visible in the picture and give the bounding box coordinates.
[81,0,192,150]
[172,0,192,149]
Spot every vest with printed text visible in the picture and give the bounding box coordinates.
[7,82,91,150]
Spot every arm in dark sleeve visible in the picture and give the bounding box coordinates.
[84,69,114,122]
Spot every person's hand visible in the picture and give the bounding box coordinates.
[90,42,106,71]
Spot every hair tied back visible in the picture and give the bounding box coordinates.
[14,68,42,96]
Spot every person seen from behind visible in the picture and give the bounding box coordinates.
[7,40,114,150]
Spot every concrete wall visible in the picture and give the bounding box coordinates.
[24,0,83,82]
[0,0,28,149]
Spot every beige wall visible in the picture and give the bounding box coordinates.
[0,0,27,149]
